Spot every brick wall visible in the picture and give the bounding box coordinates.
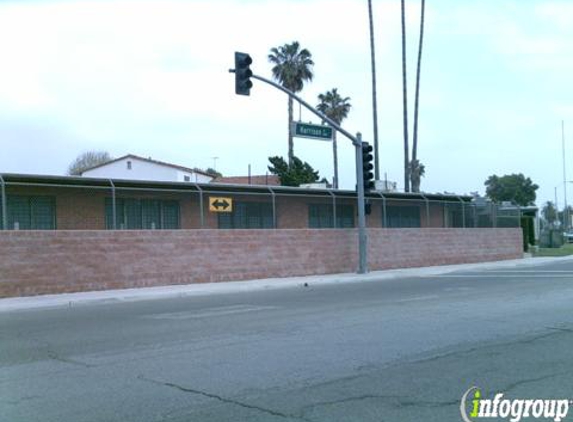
[0,228,522,298]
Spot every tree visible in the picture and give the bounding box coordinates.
[542,201,558,227]
[367,0,380,180]
[205,167,222,178]
[409,159,425,192]
[316,88,351,189]
[484,174,539,206]
[68,151,112,175]
[268,42,314,166]
[267,156,320,187]
[411,0,427,193]
[558,206,573,228]
[400,0,410,192]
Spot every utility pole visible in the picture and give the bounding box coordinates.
[562,121,568,230]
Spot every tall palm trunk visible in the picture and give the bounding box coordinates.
[401,0,410,192]
[288,96,294,166]
[367,0,380,181]
[332,132,339,189]
[411,0,426,193]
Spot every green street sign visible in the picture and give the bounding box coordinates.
[293,122,333,141]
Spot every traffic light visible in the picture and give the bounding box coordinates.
[234,52,253,96]
[361,142,375,192]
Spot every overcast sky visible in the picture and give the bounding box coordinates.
[0,0,572,206]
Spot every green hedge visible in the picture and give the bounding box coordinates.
[520,216,535,251]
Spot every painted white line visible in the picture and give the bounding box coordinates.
[394,294,440,303]
[434,275,573,278]
[145,305,278,320]
[483,270,573,273]
[443,286,475,292]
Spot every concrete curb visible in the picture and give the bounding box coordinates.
[2,256,572,313]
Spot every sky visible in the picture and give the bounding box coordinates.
[0,0,572,207]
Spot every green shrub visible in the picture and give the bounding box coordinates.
[520,216,534,252]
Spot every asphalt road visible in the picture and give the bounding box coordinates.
[2,258,573,422]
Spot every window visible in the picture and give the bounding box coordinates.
[446,204,464,228]
[105,198,180,229]
[183,175,191,182]
[4,196,56,230]
[218,202,273,229]
[308,204,355,228]
[386,206,421,228]
[127,160,132,170]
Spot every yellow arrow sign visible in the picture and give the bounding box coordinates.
[209,197,233,212]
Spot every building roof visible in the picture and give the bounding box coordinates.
[0,172,473,202]
[213,175,281,186]
[80,154,214,178]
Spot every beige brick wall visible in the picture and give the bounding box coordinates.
[0,228,522,298]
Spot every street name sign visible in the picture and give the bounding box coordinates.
[293,122,333,141]
[209,197,233,212]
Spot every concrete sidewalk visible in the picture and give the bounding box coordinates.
[1,256,571,313]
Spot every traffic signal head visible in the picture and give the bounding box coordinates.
[234,52,253,96]
[361,142,375,192]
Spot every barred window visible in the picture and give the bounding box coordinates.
[5,196,56,230]
[105,198,180,229]
[386,206,421,228]
[161,201,180,229]
[218,202,274,229]
[308,204,355,228]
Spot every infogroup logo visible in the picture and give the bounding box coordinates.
[460,386,572,422]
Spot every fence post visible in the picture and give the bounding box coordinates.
[109,179,117,230]
[420,193,430,228]
[267,186,277,229]
[457,196,466,228]
[377,192,387,228]
[328,190,337,228]
[194,183,204,228]
[0,175,7,230]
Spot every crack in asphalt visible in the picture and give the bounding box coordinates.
[501,372,569,394]
[137,375,312,421]
[408,330,562,366]
[546,326,573,333]
[46,350,94,368]
[297,393,458,418]
[297,327,573,418]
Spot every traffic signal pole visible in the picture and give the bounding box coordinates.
[355,133,368,273]
[230,67,368,273]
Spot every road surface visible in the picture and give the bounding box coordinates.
[2,258,573,421]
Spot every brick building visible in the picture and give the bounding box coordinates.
[0,173,496,231]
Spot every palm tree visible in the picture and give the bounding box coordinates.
[317,89,352,189]
[367,0,380,181]
[268,42,314,165]
[401,0,410,192]
[411,0,426,192]
[410,159,425,192]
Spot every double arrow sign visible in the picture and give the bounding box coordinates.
[209,197,233,213]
